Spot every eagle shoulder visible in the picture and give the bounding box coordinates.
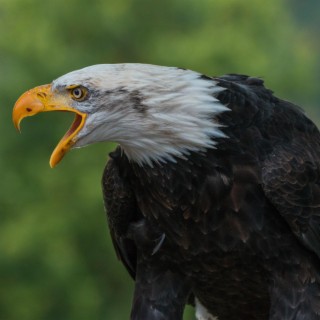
[261,99,320,258]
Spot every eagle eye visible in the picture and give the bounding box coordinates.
[69,86,88,101]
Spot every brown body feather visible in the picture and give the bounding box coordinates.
[103,75,320,320]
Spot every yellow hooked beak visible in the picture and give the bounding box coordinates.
[12,84,87,168]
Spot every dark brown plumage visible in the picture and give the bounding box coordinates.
[103,75,320,320]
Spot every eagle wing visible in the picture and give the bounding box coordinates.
[102,156,139,279]
[261,113,320,258]
[102,152,191,320]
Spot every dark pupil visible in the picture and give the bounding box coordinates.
[74,88,81,98]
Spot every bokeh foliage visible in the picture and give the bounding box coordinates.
[0,0,319,319]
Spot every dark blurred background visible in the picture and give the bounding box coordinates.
[0,0,319,319]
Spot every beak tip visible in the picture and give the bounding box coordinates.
[49,156,58,168]
[13,119,21,132]
[12,84,50,133]
[14,123,21,133]
[49,159,55,168]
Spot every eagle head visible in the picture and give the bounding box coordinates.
[13,64,228,167]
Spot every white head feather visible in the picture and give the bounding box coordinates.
[53,64,229,166]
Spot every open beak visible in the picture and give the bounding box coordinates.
[12,84,87,168]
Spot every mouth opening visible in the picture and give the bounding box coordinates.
[62,112,83,140]
[50,110,87,168]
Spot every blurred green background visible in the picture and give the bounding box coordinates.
[1,0,319,319]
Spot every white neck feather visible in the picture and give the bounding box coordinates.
[119,72,228,166]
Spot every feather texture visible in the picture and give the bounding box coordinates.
[53,64,229,166]
[101,73,320,319]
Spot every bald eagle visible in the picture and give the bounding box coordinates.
[13,64,320,320]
